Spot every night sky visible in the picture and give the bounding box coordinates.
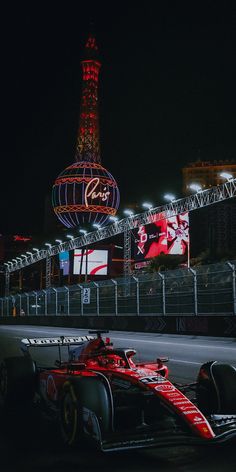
[2,2,236,235]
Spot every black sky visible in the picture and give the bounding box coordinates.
[2,2,236,234]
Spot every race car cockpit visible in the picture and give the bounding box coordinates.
[68,330,137,369]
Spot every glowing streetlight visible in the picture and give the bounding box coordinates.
[26,251,33,256]
[12,259,18,263]
[142,202,153,210]
[220,172,233,181]
[66,234,74,240]
[16,257,22,261]
[79,229,87,235]
[4,263,9,266]
[109,216,119,222]
[163,193,176,202]
[33,247,40,252]
[93,223,101,230]
[21,254,27,259]
[45,243,52,248]
[55,239,62,244]
[124,209,134,217]
[189,183,202,193]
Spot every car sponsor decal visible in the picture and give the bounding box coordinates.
[46,375,58,401]
[165,391,180,397]
[178,404,198,411]
[139,375,167,384]
[154,384,175,392]
[173,400,190,406]
[192,415,204,423]
[182,410,198,415]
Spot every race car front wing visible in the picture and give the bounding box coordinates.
[99,415,236,452]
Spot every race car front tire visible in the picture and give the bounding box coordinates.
[196,361,236,414]
[59,380,82,446]
[59,376,112,447]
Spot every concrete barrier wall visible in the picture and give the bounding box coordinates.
[1,315,236,337]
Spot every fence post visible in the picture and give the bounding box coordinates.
[226,262,236,315]
[6,297,9,316]
[64,286,70,315]
[189,268,198,316]
[53,288,58,315]
[5,270,10,297]
[33,291,38,315]
[10,295,14,316]
[94,282,99,316]
[25,293,29,315]
[133,276,140,315]
[158,273,166,315]
[111,279,118,315]
[19,294,22,314]
[43,289,47,315]
[78,284,83,316]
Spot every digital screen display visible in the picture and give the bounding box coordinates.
[59,251,70,275]
[134,212,189,261]
[73,249,108,275]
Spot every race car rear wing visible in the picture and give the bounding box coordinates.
[20,335,94,353]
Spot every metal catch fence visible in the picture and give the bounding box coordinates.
[1,260,236,317]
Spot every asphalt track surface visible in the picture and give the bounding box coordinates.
[0,325,236,472]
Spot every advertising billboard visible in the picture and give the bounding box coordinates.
[134,212,189,261]
[59,251,70,275]
[73,249,108,275]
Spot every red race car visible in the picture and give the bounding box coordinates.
[0,330,236,451]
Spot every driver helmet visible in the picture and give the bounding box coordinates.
[97,354,125,368]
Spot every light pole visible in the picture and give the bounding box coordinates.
[187,184,203,267]
[79,229,88,282]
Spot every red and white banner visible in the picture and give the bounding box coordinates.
[73,249,108,275]
[134,212,189,261]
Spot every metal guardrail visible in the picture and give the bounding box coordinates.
[1,260,235,317]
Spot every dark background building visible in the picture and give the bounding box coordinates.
[183,160,236,258]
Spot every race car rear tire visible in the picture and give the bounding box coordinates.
[196,361,236,414]
[0,356,36,406]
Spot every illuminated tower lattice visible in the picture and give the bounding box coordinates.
[52,34,120,229]
[76,35,101,163]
